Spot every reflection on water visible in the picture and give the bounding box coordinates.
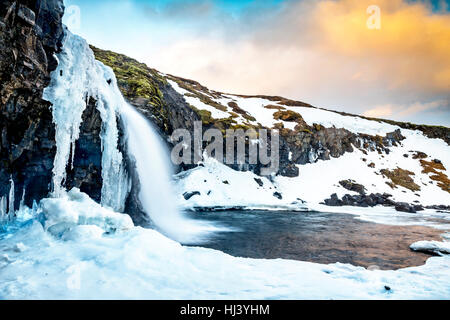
[186,210,444,270]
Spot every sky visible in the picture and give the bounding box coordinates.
[63,0,450,126]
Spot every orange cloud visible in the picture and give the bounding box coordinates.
[363,99,447,119]
[309,0,450,92]
[144,0,449,124]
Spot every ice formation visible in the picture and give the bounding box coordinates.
[43,31,129,211]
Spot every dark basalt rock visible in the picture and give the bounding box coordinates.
[183,191,201,200]
[279,163,299,178]
[65,97,103,202]
[339,180,366,195]
[324,194,342,206]
[395,203,424,214]
[0,0,64,207]
[273,192,283,200]
[254,178,264,187]
[323,192,428,213]
[426,205,450,212]
[277,128,405,178]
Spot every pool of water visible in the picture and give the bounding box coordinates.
[186,210,443,270]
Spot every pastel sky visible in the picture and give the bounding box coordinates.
[64,0,450,126]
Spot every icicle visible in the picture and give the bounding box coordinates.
[94,75,130,212]
[43,32,93,197]
[19,186,26,211]
[8,177,14,216]
[0,196,6,222]
[44,30,130,210]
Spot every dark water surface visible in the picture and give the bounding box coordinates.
[186,210,442,270]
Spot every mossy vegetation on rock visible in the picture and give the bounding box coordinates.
[90,46,172,133]
[380,168,421,192]
[91,46,166,105]
[420,160,450,194]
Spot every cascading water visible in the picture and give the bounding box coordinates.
[43,29,217,243]
[121,104,219,243]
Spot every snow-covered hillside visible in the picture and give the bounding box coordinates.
[175,130,450,211]
[167,76,450,212]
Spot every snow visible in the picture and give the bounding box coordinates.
[0,193,449,300]
[410,241,450,255]
[174,156,306,211]
[40,189,134,237]
[168,79,404,136]
[279,129,450,206]
[214,94,399,135]
[176,129,450,211]
[168,80,231,119]
[223,94,401,135]
[219,95,298,130]
[291,107,399,136]
[2,28,449,301]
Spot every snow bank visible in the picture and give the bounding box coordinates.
[174,157,306,211]
[410,241,450,255]
[289,107,399,136]
[40,189,133,238]
[0,195,450,300]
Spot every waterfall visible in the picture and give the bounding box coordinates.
[43,29,216,243]
[121,104,218,243]
[43,30,129,212]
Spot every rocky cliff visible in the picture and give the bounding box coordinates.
[0,0,64,208]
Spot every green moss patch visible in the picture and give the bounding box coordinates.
[90,46,165,108]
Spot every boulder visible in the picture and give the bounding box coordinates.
[339,180,366,195]
[395,203,417,213]
[183,191,201,201]
[17,5,36,26]
[273,192,283,200]
[324,193,342,206]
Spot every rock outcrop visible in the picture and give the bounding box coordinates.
[0,0,64,207]
[323,193,425,213]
